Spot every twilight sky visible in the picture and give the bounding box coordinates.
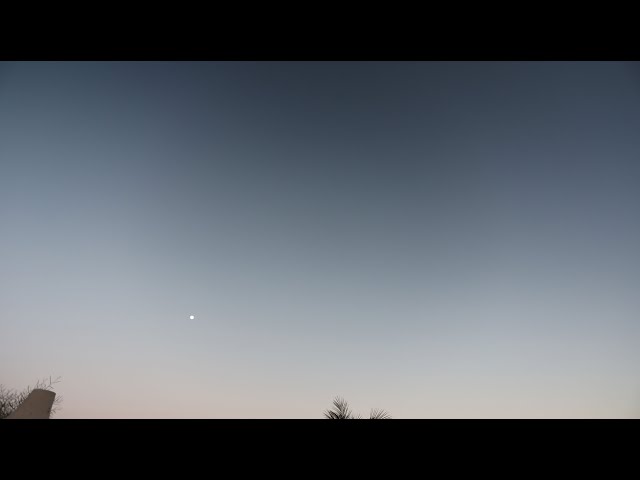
[1,61,640,418]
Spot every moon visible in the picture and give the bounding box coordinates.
[189,315,195,320]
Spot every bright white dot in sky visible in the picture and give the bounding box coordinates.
[189,315,195,320]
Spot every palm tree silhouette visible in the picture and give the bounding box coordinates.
[323,396,391,419]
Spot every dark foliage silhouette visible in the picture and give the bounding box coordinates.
[0,377,63,419]
[323,396,391,419]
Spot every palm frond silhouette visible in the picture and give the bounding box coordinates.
[369,408,392,419]
[323,396,391,419]
[324,396,354,419]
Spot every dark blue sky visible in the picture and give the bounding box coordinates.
[1,62,639,417]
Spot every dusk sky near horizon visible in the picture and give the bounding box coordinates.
[1,61,640,418]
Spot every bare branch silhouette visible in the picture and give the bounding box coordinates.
[0,376,63,419]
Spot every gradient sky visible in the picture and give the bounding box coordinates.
[1,61,640,418]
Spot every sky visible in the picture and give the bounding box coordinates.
[1,61,640,418]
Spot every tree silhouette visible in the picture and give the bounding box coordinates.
[0,377,63,419]
[323,396,391,419]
